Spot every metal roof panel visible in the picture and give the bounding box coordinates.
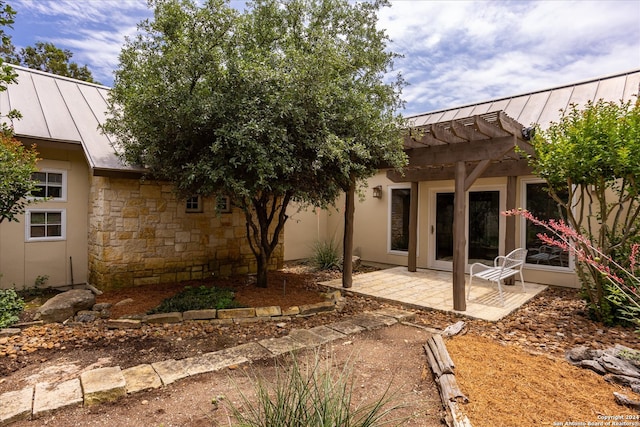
[9,70,50,139]
[31,72,82,142]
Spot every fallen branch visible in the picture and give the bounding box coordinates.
[423,333,472,427]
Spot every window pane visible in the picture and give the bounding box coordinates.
[525,183,569,267]
[216,196,229,212]
[31,212,46,224]
[390,188,411,251]
[47,225,62,236]
[30,225,46,237]
[31,186,45,198]
[31,172,46,183]
[47,173,63,184]
[47,212,62,224]
[46,186,62,198]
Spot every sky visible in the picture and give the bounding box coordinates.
[6,0,640,116]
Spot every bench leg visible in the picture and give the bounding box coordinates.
[497,280,505,306]
[519,271,526,292]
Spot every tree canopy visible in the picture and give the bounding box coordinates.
[103,0,406,287]
[531,98,640,324]
[3,41,98,84]
[0,1,38,223]
[0,134,39,223]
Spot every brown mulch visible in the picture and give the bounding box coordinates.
[97,270,328,319]
[2,263,640,425]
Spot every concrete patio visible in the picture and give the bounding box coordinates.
[321,267,547,322]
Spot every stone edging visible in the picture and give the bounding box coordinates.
[108,298,339,329]
[0,308,416,425]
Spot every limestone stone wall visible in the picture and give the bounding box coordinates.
[88,176,283,290]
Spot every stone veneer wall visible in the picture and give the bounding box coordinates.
[88,176,283,290]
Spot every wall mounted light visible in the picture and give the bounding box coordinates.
[372,185,382,199]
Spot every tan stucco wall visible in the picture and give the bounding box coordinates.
[88,176,282,290]
[284,204,341,261]
[0,146,89,290]
[283,171,579,288]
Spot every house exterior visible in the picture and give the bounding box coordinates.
[0,65,281,291]
[284,69,640,296]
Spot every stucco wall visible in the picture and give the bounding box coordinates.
[283,171,580,288]
[0,144,89,290]
[88,176,282,290]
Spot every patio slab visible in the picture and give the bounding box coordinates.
[322,267,547,322]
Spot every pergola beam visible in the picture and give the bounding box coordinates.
[387,159,534,183]
[406,136,517,167]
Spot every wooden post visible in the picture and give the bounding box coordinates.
[342,179,355,288]
[506,176,517,254]
[453,161,466,311]
[505,176,517,285]
[408,181,418,272]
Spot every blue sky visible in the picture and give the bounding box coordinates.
[7,0,640,116]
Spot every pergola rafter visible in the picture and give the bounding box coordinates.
[388,110,534,311]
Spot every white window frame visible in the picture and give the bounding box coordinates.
[25,209,67,242]
[216,195,231,213]
[520,178,574,271]
[30,169,67,202]
[185,196,202,213]
[387,185,415,255]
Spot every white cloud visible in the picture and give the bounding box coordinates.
[8,0,640,114]
[380,0,640,115]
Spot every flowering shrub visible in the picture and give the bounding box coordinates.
[505,208,640,329]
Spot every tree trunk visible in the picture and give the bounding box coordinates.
[256,252,269,288]
[243,192,293,289]
[342,178,356,288]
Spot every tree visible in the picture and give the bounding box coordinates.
[530,98,640,324]
[103,0,406,288]
[0,135,39,223]
[8,41,98,83]
[0,0,18,122]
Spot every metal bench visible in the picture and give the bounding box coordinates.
[467,248,528,306]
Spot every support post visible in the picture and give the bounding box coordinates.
[453,161,467,311]
[342,179,355,288]
[505,176,517,285]
[408,181,418,272]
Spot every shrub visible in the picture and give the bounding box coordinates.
[0,288,24,328]
[226,350,405,427]
[311,240,341,270]
[147,285,244,314]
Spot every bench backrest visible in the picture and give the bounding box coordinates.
[502,248,528,270]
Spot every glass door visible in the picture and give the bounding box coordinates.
[468,191,500,266]
[430,189,502,270]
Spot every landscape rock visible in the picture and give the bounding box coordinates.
[217,308,256,319]
[598,353,640,378]
[182,309,217,321]
[298,301,334,315]
[34,290,95,323]
[255,306,281,317]
[74,310,99,323]
[80,366,126,405]
[0,386,33,426]
[107,319,142,329]
[0,328,21,337]
[144,312,182,324]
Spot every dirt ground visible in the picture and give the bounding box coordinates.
[2,264,640,426]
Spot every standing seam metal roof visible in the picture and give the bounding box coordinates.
[407,70,640,129]
[2,65,639,172]
[0,64,139,173]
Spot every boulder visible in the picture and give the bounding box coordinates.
[35,290,96,323]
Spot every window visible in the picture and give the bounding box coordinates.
[185,196,202,213]
[31,170,66,200]
[523,181,569,268]
[389,187,411,252]
[25,209,66,241]
[216,195,231,213]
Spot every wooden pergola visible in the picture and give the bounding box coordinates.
[387,111,535,311]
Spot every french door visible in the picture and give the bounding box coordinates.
[430,188,504,271]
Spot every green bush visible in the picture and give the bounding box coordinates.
[311,240,341,270]
[147,285,244,314]
[0,288,24,328]
[227,351,405,427]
